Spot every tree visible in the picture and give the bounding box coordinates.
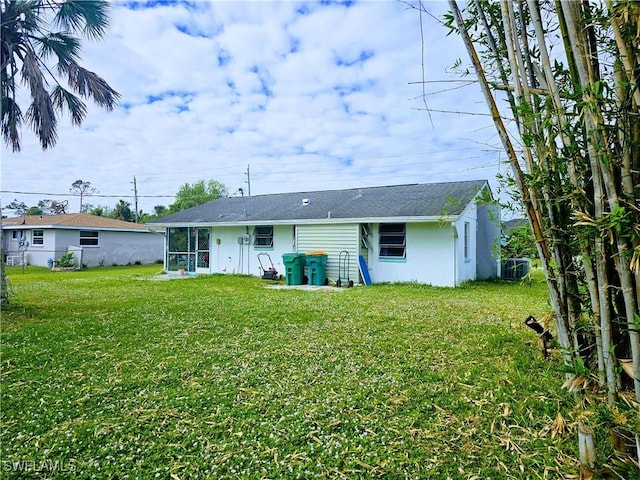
[88,205,105,217]
[169,179,228,213]
[37,198,68,214]
[437,0,639,473]
[110,199,133,222]
[26,205,43,215]
[501,220,536,259]
[5,199,27,215]
[3,199,69,215]
[153,205,167,216]
[1,0,120,152]
[1,0,118,307]
[69,179,96,212]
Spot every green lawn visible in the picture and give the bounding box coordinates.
[1,266,578,479]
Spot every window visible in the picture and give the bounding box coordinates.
[167,227,195,271]
[32,229,44,246]
[360,224,370,249]
[379,223,406,258]
[464,222,470,260]
[79,230,99,246]
[254,226,274,248]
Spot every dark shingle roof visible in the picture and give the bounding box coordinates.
[150,180,489,225]
[503,218,529,234]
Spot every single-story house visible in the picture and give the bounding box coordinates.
[1,213,164,267]
[149,180,500,287]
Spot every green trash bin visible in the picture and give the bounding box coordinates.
[282,253,306,285]
[305,252,328,286]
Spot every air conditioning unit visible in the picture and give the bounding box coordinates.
[501,258,530,280]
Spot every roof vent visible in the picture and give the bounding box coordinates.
[302,198,310,206]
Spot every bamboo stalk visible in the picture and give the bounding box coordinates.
[562,0,640,409]
[606,0,640,108]
[504,0,579,358]
[448,0,640,466]
[448,0,572,359]
[578,423,596,476]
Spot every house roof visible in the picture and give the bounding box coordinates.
[1,213,152,232]
[150,180,490,226]
[503,218,529,234]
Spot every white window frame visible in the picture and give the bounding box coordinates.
[32,229,44,246]
[79,230,100,247]
[464,222,470,261]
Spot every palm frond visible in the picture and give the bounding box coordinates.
[20,49,46,95]
[67,61,120,109]
[21,52,57,149]
[25,98,58,149]
[2,0,42,34]
[51,85,86,125]
[1,94,23,152]
[54,0,110,40]
[37,32,81,70]
[1,0,118,151]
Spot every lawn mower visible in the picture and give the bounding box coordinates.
[257,252,280,281]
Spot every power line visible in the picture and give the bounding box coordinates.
[0,190,175,199]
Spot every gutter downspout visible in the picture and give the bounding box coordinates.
[452,222,458,287]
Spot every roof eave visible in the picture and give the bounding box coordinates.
[1,223,155,232]
[152,215,457,228]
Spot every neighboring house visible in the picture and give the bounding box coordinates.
[503,218,529,237]
[1,214,164,267]
[149,180,501,287]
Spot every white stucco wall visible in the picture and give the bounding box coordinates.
[370,222,457,286]
[201,222,462,286]
[454,204,478,285]
[162,204,496,288]
[208,225,295,276]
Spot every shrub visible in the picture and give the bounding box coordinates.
[56,252,74,268]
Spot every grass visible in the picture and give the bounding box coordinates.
[1,265,580,479]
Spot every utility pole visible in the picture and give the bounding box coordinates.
[132,176,139,223]
[245,164,251,197]
[0,199,7,305]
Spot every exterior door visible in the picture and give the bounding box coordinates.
[196,228,210,273]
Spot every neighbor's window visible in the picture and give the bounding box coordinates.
[379,223,406,258]
[464,222,470,260]
[254,226,274,248]
[79,230,100,246]
[32,229,44,245]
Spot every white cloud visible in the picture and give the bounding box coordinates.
[1,0,507,215]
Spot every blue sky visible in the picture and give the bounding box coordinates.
[1,0,507,215]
